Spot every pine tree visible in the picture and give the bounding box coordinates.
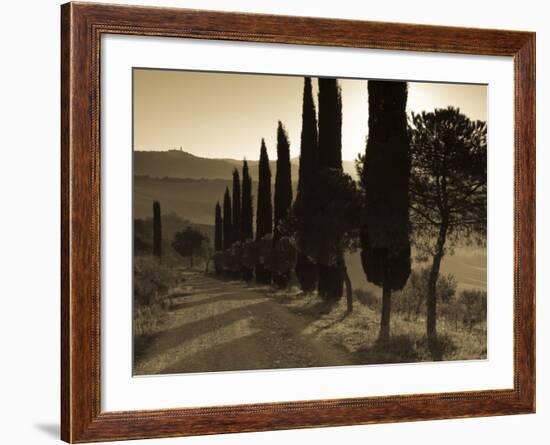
[409,108,486,345]
[152,200,162,260]
[232,169,241,243]
[360,80,412,343]
[214,201,223,251]
[317,77,344,301]
[241,159,254,281]
[273,121,293,287]
[223,187,233,250]
[294,77,319,293]
[255,139,273,284]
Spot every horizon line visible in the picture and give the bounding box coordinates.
[134,147,361,162]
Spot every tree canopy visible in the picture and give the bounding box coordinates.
[316,77,345,301]
[241,159,254,241]
[408,107,487,341]
[273,121,293,244]
[232,168,242,243]
[223,187,232,250]
[214,201,223,252]
[172,226,209,268]
[255,139,273,284]
[294,77,319,293]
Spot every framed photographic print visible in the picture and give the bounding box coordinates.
[61,2,535,442]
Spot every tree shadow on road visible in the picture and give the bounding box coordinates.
[134,301,270,371]
[168,291,265,311]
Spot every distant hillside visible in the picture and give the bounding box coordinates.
[134,176,236,225]
[135,212,214,244]
[134,150,358,181]
[134,175,299,225]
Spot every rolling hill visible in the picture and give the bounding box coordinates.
[134,176,236,224]
[134,150,358,181]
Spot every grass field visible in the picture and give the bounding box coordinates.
[272,287,487,364]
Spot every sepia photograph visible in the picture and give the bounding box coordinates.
[132,68,487,376]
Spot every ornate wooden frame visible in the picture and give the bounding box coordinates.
[61,2,535,442]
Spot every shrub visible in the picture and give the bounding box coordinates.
[213,251,224,274]
[394,267,456,320]
[241,239,258,269]
[460,289,487,330]
[257,234,274,270]
[270,236,297,275]
[134,256,177,307]
[354,288,380,308]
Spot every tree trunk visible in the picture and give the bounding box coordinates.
[190,254,194,269]
[379,277,391,343]
[318,263,344,302]
[339,256,353,314]
[427,222,448,342]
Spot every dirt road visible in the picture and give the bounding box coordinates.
[134,271,353,375]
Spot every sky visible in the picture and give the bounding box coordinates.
[133,68,487,162]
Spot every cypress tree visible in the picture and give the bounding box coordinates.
[255,139,273,284]
[273,122,293,243]
[232,169,241,243]
[294,77,319,293]
[241,159,254,281]
[241,160,253,240]
[152,200,162,260]
[318,78,343,170]
[273,121,293,287]
[360,80,411,343]
[214,201,223,251]
[317,78,344,301]
[223,187,233,250]
[214,201,223,274]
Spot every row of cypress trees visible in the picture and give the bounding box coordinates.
[212,76,412,343]
[216,162,255,250]
[293,77,351,303]
[212,77,352,298]
[213,122,294,286]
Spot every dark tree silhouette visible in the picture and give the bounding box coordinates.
[241,159,254,281]
[298,170,361,310]
[172,226,208,269]
[232,168,242,243]
[409,107,487,343]
[223,187,233,250]
[152,200,162,260]
[294,77,319,293]
[255,139,273,284]
[214,201,223,274]
[214,201,223,251]
[360,80,411,343]
[241,160,254,240]
[316,77,345,301]
[273,121,293,287]
[318,78,343,170]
